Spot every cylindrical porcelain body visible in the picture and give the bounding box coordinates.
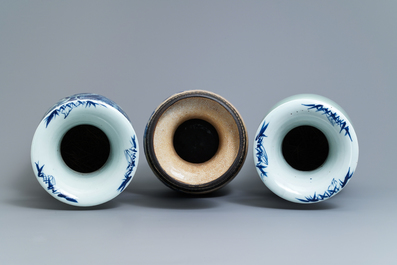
[31,93,139,206]
[144,90,248,194]
[253,94,359,203]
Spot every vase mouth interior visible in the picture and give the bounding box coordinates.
[152,96,240,186]
[61,124,111,173]
[282,125,329,171]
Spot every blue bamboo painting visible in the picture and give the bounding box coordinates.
[35,162,78,203]
[44,93,130,127]
[117,136,138,192]
[44,100,106,128]
[296,168,354,202]
[302,104,352,141]
[89,94,129,121]
[255,121,269,180]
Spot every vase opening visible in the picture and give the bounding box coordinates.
[173,119,219,164]
[61,124,111,173]
[282,125,329,171]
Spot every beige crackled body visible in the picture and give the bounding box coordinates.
[153,97,240,185]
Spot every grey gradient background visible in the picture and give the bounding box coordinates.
[0,1,396,264]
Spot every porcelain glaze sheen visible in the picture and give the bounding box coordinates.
[31,93,139,207]
[253,94,359,203]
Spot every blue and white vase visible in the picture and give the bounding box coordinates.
[31,93,139,206]
[253,94,359,203]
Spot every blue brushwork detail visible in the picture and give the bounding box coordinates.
[35,162,78,203]
[44,100,106,128]
[302,104,352,142]
[43,93,130,127]
[117,136,138,192]
[296,168,354,203]
[255,121,269,180]
[339,168,354,188]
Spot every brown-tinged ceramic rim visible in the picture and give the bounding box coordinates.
[144,90,248,194]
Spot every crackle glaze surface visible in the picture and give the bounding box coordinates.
[153,97,240,185]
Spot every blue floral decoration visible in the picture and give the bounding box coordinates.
[35,162,78,203]
[302,103,352,141]
[255,121,269,180]
[296,168,354,203]
[117,136,138,192]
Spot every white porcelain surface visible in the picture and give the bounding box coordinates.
[31,93,139,206]
[253,94,359,203]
